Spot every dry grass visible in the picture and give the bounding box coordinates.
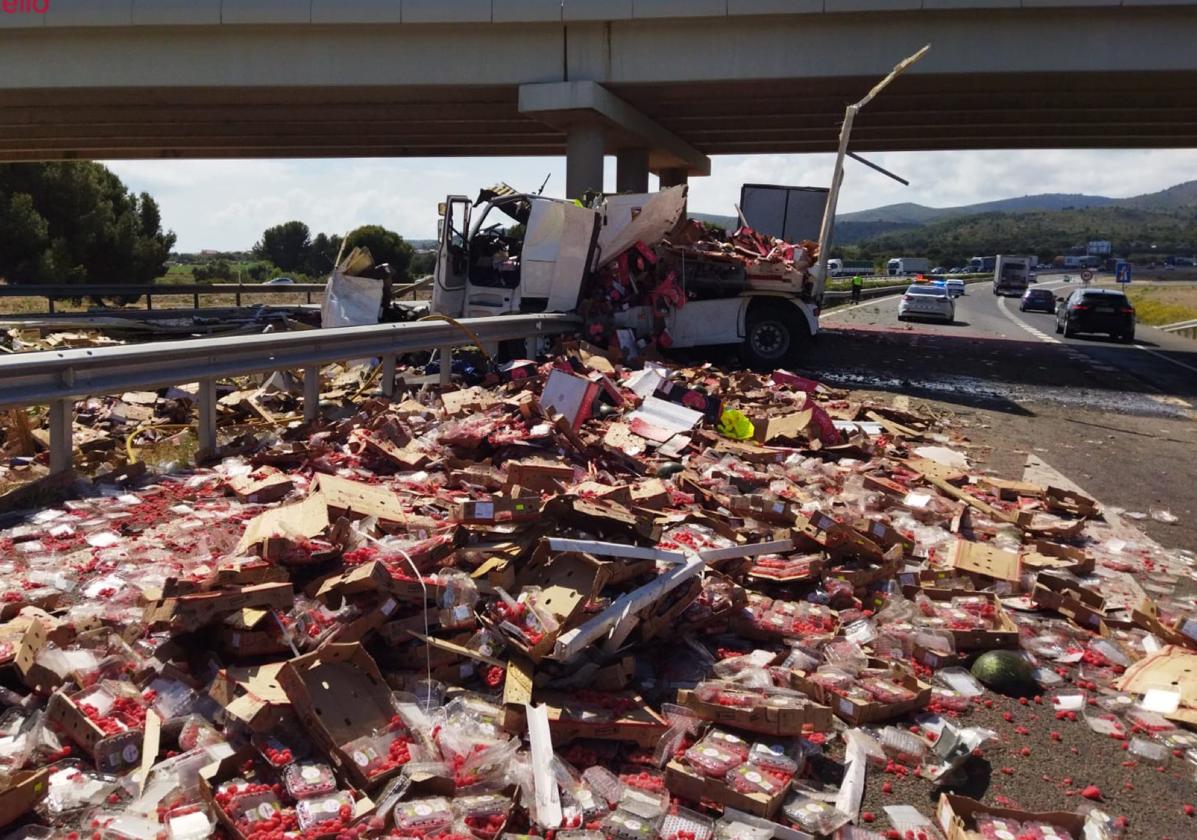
[1087,281,1197,326]
[1124,283,1197,326]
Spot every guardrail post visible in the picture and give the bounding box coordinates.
[235,289,242,307]
[146,293,153,311]
[48,400,72,474]
[381,355,397,397]
[438,346,452,389]
[306,291,313,305]
[304,366,320,423]
[193,292,200,309]
[197,379,217,459]
[47,297,55,314]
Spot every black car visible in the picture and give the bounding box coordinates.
[1020,287,1056,313]
[1055,288,1135,342]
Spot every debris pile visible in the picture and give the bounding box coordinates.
[580,224,816,355]
[0,345,1190,840]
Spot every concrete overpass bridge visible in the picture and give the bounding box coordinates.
[2,1,1196,195]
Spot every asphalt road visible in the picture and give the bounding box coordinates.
[795,276,1197,549]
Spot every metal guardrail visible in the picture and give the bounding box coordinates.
[1161,318,1197,340]
[0,313,581,474]
[0,278,430,312]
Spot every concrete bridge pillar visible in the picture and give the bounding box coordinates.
[616,148,650,193]
[659,168,689,189]
[566,122,605,199]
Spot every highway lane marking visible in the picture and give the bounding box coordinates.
[821,293,903,319]
[995,294,1059,343]
[1137,345,1197,376]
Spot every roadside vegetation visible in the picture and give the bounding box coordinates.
[1122,283,1197,326]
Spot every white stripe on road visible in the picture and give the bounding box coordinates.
[1137,345,1197,375]
[995,293,1060,344]
[821,292,903,319]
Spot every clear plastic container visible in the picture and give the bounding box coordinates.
[392,797,454,836]
[934,667,985,697]
[725,762,788,797]
[748,742,800,776]
[659,806,714,840]
[781,793,849,835]
[878,726,928,764]
[1128,736,1169,764]
[976,816,1024,840]
[298,791,355,832]
[683,742,742,778]
[601,809,659,840]
[702,730,750,761]
[284,762,337,799]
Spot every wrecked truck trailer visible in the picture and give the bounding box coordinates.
[431,185,821,368]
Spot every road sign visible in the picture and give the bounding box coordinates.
[1081,269,1094,283]
[1115,261,1132,284]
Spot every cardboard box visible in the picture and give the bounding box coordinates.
[210,662,290,732]
[506,459,575,493]
[278,643,399,790]
[454,496,542,525]
[536,691,668,748]
[0,769,49,829]
[538,369,599,430]
[947,539,1022,583]
[676,689,833,736]
[316,561,444,607]
[479,552,609,663]
[751,409,812,445]
[227,471,293,504]
[791,663,930,725]
[729,495,800,526]
[664,759,787,819]
[46,688,146,774]
[143,582,294,633]
[936,794,1084,840]
[921,591,1020,650]
[1021,540,1094,575]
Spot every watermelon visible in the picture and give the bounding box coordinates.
[971,651,1035,694]
[656,462,685,478]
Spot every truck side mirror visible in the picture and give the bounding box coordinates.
[437,202,447,218]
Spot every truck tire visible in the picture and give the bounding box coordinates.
[742,303,807,370]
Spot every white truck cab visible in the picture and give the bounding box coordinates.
[432,186,820,367]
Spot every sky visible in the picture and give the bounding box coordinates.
[106,149,1197,253]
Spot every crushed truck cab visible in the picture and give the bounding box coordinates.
[432,185,820,367]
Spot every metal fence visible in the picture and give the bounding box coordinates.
[0,313,580,474]
[0,278,430,312]
[1162,318,1197,341]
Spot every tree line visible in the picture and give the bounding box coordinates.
[838,205,1197,268]
[0,162,432,289]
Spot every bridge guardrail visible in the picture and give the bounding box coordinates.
[1,313,580,475]
[0,278,430,313]
[1161,318,1197,341]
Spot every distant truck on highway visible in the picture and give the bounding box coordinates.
[993,255,1033,296]
[827,258,875,277]
[968,256,997,274]
[886,257,931,276]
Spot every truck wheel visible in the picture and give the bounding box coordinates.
[742,305,806,370]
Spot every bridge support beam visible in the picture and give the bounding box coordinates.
[520,81,710,192]
[566,122,605,199]
[616,148,650,194]
[659,168,689,189]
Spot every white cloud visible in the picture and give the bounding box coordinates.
[105,149,1197,252]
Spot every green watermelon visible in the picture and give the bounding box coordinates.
[656,462,685,478]
[971,651,1035,694]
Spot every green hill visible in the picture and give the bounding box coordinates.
[848,206,1197,266]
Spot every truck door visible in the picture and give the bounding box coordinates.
[516,199,600,313]
[431,196,471,318]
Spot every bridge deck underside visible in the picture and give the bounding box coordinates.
[0,71,1194,161]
